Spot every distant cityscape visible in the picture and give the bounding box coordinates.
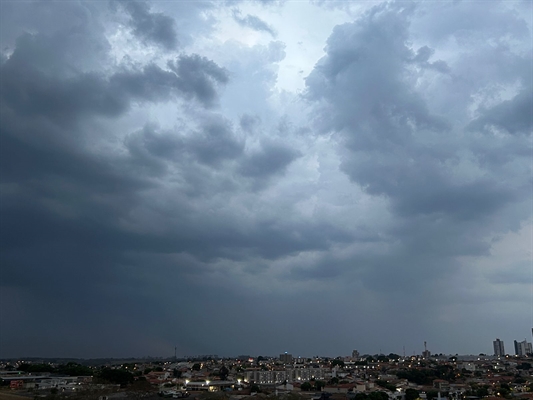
[1,331,532,400]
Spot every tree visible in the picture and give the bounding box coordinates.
[376,380,395,392]
[97,368,134,386]
[368,392,389,400]
[517,363,532,370]
[56,363,92,376]
[315,381,326,391]
[192,363,201,371]
[332,360,345,367]
[18,363,55,373]
[405,389,420,400]
[301,382,312,391]
[129,378,156,400]
[219,365,229,380]
[426,390,439,400]
[476,387,489,398]
[355,393,368,400]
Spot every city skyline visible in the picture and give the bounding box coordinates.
[3,332,533,360]
[0,0,532,359]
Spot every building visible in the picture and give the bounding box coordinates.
[290,367,327,381]
[243,369,290,384]
[243,367,327,384]
[493,338,505,356]
[280,352,293,364]
[514,339,533,356]
[422,341,431,359]
[352,350,360,359]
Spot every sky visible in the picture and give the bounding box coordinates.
[0,0,532,359]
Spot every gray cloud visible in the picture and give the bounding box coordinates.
[0,34,229,127]
[168,55,229,107]
[303,1,532,296]
[0,0,531,359]
[239,141,301,178]
[412,46,450,73]
[186,115,244,166]
[117,0,179,50]
[469,90,533,135]
[239,114,262,132]
[233,10,277,37]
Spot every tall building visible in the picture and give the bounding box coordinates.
[352,350,360,359]
[493,338,505,356]
[514,339,533,356]
[280,352,293,364]
[422,341,431,358]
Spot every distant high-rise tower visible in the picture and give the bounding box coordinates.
[352,350,360,359]
[280,352,293,364]
[493,338,505,356]
[514,339,532,356]
[422,341,431,358]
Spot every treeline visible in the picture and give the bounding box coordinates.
[95,368,134,385]
[351,391,390,400]
[17,362,137,386]
[396,365,455,385]
[18,362,92,376]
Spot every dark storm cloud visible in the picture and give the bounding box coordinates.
[232,10,277,37]
[0,34,229,126]
[117,0,179,50]
[167,55,230,107]
[239,141,301,178]
[1,0,531,359]
[0,14,239,353]
[186,116,244,166]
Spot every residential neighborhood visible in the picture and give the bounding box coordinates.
[1,343,532,400]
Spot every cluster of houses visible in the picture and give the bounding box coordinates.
[1,353,532,400]
[0,371,93,392]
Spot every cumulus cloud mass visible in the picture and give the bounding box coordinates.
[0,0,531,358]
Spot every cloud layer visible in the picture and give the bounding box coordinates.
[0,0,531,358]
